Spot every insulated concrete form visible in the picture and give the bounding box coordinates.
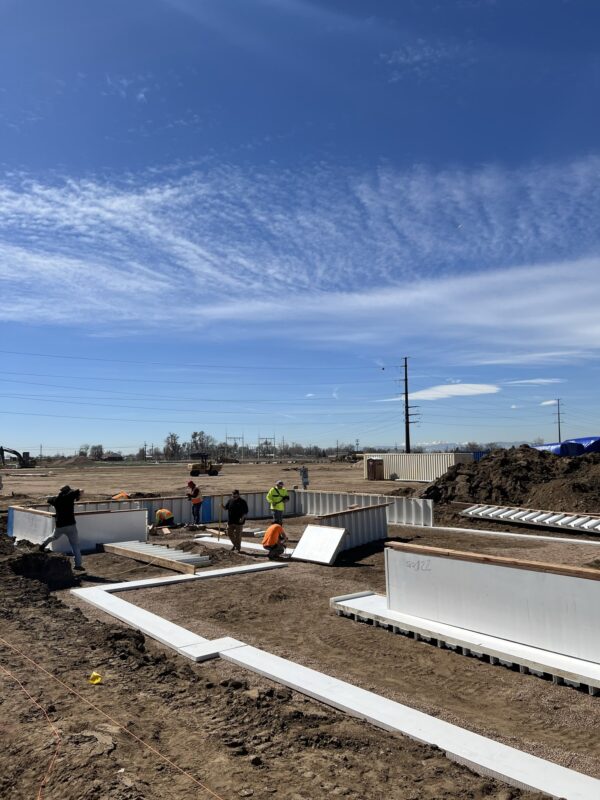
[194,535,295,557]
[8,505,148,553]
[290,525,347,565]
[59,491,434,528]
[362,452,475,482]
[71,562,600,798]
[331,591,600,694]
[316,503,389,550]
[301,491,433,527]
[463,504,600,535]
[103,541,210,574]
[385,543,600,664]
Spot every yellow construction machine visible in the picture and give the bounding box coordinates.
[188,453,223,477]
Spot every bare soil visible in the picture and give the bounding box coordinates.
[1,459,599,799]
[1,543,543,800]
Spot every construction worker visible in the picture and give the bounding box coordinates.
[111,491,130,500]
[39,485,85,571]
[298,465,309,490]
[222,489,248,552]
[186,481,203,525]
[262,523,288,560]
[155,508,175,529]
[266,480,289,525]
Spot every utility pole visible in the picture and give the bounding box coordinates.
[400,356,420,453]
[555,398,563,443]
[404,357,411,453]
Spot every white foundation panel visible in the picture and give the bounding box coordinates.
[11,506,148,553]
[385,548,600,663]
[291,525,347,565]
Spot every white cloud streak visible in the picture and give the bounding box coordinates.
[408,383,500,401]
[1,157,600,363]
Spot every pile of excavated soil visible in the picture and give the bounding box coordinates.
[421,445,600,514]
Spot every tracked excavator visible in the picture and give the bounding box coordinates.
[0,446,37,468]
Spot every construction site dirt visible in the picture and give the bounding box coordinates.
[1,456,600,799]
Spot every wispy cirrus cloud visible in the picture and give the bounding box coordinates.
[1,157,600,363]
[540,399,559,406]
[505,378,565,385]
[378,383,500,402]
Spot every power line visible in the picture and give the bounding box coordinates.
[0,349,392,371]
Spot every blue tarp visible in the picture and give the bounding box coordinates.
[531,442,585,456]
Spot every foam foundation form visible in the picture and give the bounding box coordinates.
[221,645,599,799]
[462,504,600,534]
[290,525,347,564]
[395,523,600,547]
[330,591,600,693]
[194,535,295,557]
[71,562,600,798]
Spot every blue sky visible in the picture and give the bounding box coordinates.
[1,0,599,454]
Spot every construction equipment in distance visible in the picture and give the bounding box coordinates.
[0,446,36,468]
[188,453,222,477]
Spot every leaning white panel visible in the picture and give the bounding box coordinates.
[222,645,600,799]
[291,525,347,565]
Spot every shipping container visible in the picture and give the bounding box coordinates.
[362,452,475,482]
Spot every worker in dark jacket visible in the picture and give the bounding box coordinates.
[39,485,85,571]
[222,489,249,552]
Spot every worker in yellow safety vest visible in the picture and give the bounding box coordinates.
[186,481,203,525]
[266,480,289,525]
[155,508,175,529]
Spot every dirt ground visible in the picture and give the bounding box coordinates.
[1,460,599,799]
[0,461,408,503]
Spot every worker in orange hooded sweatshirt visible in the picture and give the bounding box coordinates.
[261,523,288,560]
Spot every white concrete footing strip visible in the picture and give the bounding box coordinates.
[395,523,600,547]
[222,645,599,799]
[330,592,600,691]
[70,563,600,798]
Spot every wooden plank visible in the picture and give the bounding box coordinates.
[316,501,392,520]
[385,542,600,582]
[103,543,197,574]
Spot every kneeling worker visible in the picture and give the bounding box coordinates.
[155,508,175,529]
[261,523,288,560]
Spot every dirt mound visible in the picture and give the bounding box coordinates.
[421,445,600,513]
[0,538,77,590]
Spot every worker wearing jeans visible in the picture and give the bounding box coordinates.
[40,485,84,571]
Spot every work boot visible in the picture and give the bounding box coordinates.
[74,565,86,572]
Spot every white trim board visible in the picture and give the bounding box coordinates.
[396,523,600,548]
[331,592,600,693]
[222,644,600,800]
[70,563,600,798]
[194,535,295,557]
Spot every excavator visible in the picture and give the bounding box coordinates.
[0,446,37,468]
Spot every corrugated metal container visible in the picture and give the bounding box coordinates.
[316,503,389,551]
[362,452,475,482]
